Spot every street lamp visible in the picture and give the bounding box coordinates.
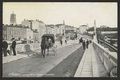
[93,20,98,42]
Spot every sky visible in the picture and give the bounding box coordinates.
[3,2,117,28]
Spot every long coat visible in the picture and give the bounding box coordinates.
[41,38,49,50]
[2,41,8,49]
[11,41,16,48]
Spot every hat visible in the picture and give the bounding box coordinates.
[11,38,15,40]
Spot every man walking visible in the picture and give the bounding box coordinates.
[11,38,17,56]
[79,37,83,44]
[82,40,86,50]
[2,40,8,57]
[60,39,63,45]
[86,39,89,49]
[65,39,67,44]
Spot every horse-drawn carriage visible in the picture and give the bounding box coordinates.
[41,34,56,57]
[42,34,55,47]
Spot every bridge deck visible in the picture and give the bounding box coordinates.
[74,43,107,77]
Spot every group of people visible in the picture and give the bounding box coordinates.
[79,37,92,50]
[2,38,16,57]
[60,39,67,46]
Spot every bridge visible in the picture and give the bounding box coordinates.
[74,37,117,77]
[3,35,117,77]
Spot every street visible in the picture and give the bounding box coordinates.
[43,46,84,77]
[3,42,83,77]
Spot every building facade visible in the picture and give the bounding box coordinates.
[3,24,28,41]
[21,19,31,28]
[21,19,46,42]
[46,24,54,34]
[56,24,65,35]
[3,24,40,43]
[33,29,39,43]
[79,24,88,34]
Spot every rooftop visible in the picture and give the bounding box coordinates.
[3,24,29,28]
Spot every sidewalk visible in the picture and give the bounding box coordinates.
[3,40,79,64]
[74,43,107,77]
[3,54,28,64]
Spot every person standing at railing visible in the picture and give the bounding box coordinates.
[2,39,8,57]
[11,38,17,56]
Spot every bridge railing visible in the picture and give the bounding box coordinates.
[16,43,40,53]
[93,41,117,77]
[98,39,117,52]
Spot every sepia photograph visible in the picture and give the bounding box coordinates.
[2,2,117,77]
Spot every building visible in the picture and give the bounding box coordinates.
[46,22,77,40]
[65,25,76,40]
[65,25,75,32]
[3,24,28,41]
[79,24,88,34]
[26,28,34,41]
[21,19,46,42]
[76,28,80,33]
[56,24,65,36]
[37,20,46,43]
[10,12,16,25]
[3,24,40,43]
[33,29,39,43]
[21,19,31,28]
[46,24,54,34]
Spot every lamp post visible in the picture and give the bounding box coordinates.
[63,20,66,40]
[93,20,97,42]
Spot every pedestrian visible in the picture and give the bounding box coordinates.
[60,40,62,45]
[2,39,8,57]
[11,38,17,56]
[89,40,92,44]
[65,40,67,44]
[79,38,81,44]
[79,37,83,44]
[86,39,89,49]
[41,37,46,58]
[82,40,86,50]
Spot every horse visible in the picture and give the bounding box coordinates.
[41,37,48,58]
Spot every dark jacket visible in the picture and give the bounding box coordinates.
[11,41,16,48]
[79,38,83,43]
[41,39,47,49]
[2,41,8,49]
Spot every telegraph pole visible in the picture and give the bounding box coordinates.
[63,20,66,40]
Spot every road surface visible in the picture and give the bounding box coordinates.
[3,43,83,77]
[43,46,84,77]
